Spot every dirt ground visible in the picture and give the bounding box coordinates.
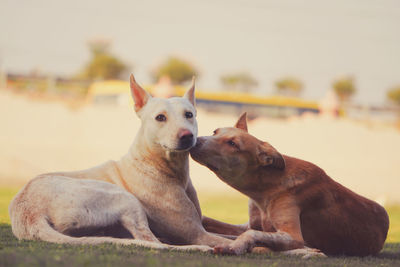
[1,91,399,204]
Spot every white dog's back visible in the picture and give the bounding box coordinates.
[10,176,153,243]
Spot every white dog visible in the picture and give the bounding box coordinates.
[9,75,236,251]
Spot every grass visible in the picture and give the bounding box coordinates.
[0,188,18,224]
[1,224,400,267]
[386,206,400,242]
[198,193,249,224]
[1,187,400,266]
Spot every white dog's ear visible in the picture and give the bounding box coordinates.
[184,76,196,107]
[257,142,285,170]
[234,112,248,132]
[130,74,151,112]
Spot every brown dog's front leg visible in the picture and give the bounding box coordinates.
[215,199,307,255]
[202,216,248,236]
[248,199,263,230]
[214,230,303,255]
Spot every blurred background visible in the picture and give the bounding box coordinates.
[0,0,400,239]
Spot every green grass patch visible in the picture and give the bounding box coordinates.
[198,193,249,224]
[0,187,18,224]
[387,205,400,243]
[0,224,399,266]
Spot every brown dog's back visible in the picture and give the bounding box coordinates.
[284,156,389,256]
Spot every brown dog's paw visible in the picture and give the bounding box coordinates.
[230,245,248,255]
[251,246,273,254]
[213,246,236,255]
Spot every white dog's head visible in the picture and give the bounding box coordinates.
[130,74,198,152]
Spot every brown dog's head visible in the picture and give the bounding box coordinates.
[190,113,285,188]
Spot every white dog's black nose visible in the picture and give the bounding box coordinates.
[178,129,193,140]
[178,129,194,150]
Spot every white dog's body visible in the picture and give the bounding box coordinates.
[10,175,167,248]
[9,75,232,251]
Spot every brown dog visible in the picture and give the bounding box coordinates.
[190,113,389,256]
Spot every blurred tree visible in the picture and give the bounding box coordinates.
[220,72,258,92]
[88,39,111,55]
[153,57,197,85]
[332,76,356,102]
[80,39,127,80]
[275,77,303,96]
[387,85,400,106]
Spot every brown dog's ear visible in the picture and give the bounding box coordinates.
[184,76,196,107]
[130,74,151,112]
[234,112,248,132]
[257,143,285,170]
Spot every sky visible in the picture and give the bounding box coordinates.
[0,0,399,104]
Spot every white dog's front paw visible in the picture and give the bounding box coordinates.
[192,245,214,253]
[171,244,213,253]
[301,248,327,259]
[283,247,327,259]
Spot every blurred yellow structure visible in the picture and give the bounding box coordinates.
[86,80,132,105]
[87,80,320,118]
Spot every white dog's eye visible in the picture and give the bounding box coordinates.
[185,111,193,119]
[155,114,166,122]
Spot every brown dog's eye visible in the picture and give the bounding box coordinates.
[213,130,217,135]
[155,114,166,122]
[227,140,236,147]
[185,111,193,119]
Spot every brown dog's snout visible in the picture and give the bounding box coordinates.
[195,137,205,148]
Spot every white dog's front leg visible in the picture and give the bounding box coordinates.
[120,212,160,243]
[281,247,327,258]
